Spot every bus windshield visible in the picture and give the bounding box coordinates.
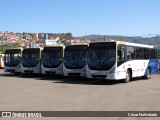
[87,42,116,70]
[42,47,63,68]
[4,49,21,67]
[64,45,88,69]
[22,49,40,67]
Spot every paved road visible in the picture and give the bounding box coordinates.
[0,69,160,119]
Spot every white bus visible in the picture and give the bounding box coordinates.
[41,46,64,75]
[63,44,88,77]
[87,41,158,83]
[4,49,22,74]
[0,54,4,68]
[21,48,41,74]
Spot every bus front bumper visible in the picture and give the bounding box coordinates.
[87,70,119,80]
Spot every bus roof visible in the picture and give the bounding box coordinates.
[43,46,65,49]
[6,48,22,50]
[90,40,157,49]
[65,44,88,47]
[23,47,42,50]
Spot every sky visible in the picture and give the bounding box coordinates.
[0,0,160,37]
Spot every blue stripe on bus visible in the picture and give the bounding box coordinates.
[144,59,159,75]
[153,46,158,49]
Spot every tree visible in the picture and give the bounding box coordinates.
[0,45,17,53]
[66,32,72,37]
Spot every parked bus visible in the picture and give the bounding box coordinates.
[87,40,158,83]
[63,44,88,77]
[41,46,64,75]
[21,48,41,74]
[0,54,4,68]
[4,49,22,74]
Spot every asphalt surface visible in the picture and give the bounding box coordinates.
[0,69,160,120]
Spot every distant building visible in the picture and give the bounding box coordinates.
[45,37,60,46]
[44,34,48,39]
[31,42,38,48]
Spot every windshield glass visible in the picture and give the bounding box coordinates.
[64,45,88,69]
[4,49,21,67]
[87,42,116,70]
[22,49,40,67]
[42,47,63,68]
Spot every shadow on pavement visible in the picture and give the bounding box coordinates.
[51,76,143,85]
[0,72,143,86]
[0,72,64,81]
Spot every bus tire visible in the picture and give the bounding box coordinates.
[123,70,130,83]
[143,68,151,79]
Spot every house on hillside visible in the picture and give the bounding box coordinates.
[45,37,61,46]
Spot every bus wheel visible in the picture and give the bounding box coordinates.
[123,70,130,83]
[144,68,151,79]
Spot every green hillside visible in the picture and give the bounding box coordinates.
[0,45,17,53]
[82,35,160,47]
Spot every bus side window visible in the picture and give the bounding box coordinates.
[118,49,125,61]
[136,47,143,59]
[150,49,156,59]
[144,48,149,59]
[127,51,131,60]
[155,49,158,59]
[127,46,135,60]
